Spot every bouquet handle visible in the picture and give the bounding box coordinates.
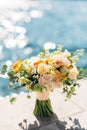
[33,91,54,117]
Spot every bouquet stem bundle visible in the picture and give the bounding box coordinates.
[33,98,54,117]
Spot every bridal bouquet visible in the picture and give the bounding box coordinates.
[1,45,86,117]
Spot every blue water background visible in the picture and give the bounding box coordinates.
[0,1,87,96]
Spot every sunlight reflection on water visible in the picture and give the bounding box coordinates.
[0,0,51,66]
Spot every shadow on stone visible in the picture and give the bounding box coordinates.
[35,113,67,130]
[18,116,87,130]
[67,117,86,130]
[18,113,67,130]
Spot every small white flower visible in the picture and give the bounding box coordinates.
[62,50,71,58]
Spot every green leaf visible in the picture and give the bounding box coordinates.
[27,95,31,99]
[10,97,16,104]
[59,67,68,76]
[13,86,24,90]
[8,85,13,89]
[70,87,75,92]
[31,83,45,92]
[8,70,16,77]
[77,66,87,79]
[64,79,72,86]
[1,65,8,74]
[66,92,71,99]
[32,84,40,91]
[63,87,68,92]
[2,65,7,70]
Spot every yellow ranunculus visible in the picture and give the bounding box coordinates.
[12,60,22,72]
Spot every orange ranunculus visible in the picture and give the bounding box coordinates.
[34,59,50,68]
[45,59,50,64]
[34,60,44,66]
[12,60,22,72]
[34,60,44,68]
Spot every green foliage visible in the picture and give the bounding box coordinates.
[39,48,50,58]
[1,65,8,74]
[63,79,79,100]
[27,95,31,99]
[28,74,38,84]
[20,70,28,77]
[8,84,13,89]
[31,83,45,92]
[70,49,84,63]
[10,97,16,104]
[58,67,68,76]
[64,78,72,86]
[8,70,18,83]
[77,66,87,79]
[13,86,24,90]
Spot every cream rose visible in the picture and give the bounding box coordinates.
[68,66,79,80]
[37,63,49,75]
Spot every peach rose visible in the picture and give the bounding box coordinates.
[45,82,56,91]
[51,55,70,68]
[55,80,62,88]
[39,74,53,86]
